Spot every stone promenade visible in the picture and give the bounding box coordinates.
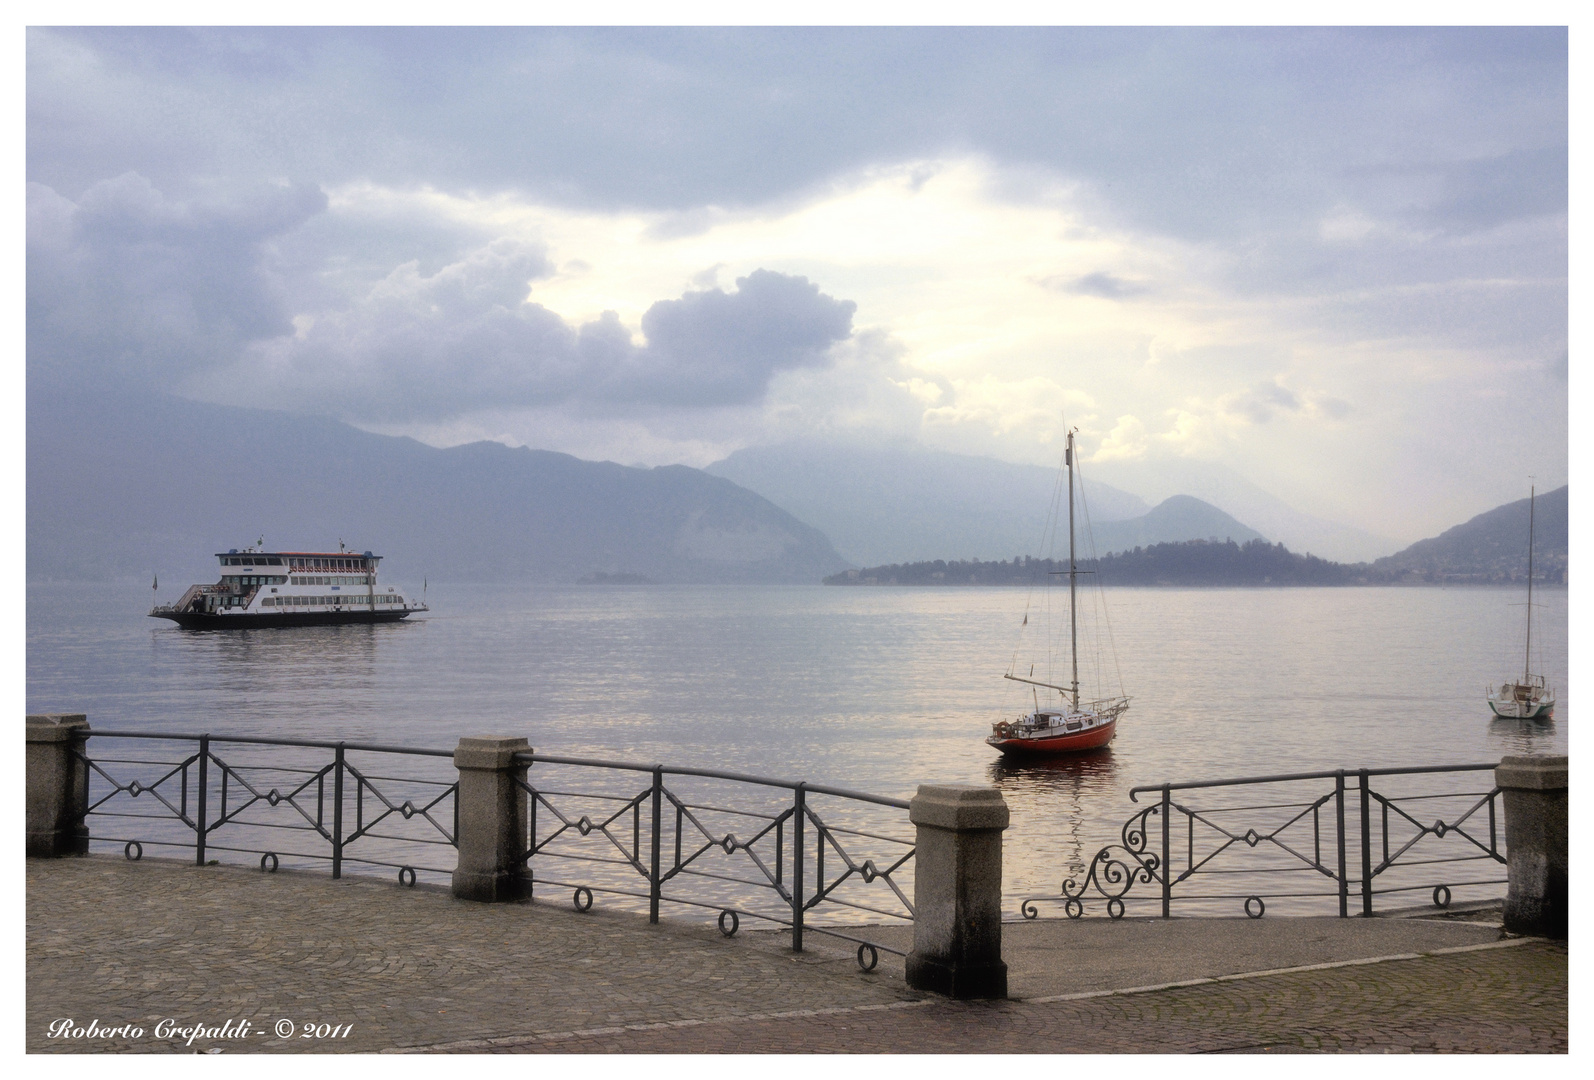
[27,856,1566,1054]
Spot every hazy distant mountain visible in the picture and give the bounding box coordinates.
[1085,495,1264,554]
[1084,456,1399,563]
[827,539,1351,587]
[829,487,1570,588]
[705,441,1151,566]
[27,389,849,585]
[1366,485,1567,584]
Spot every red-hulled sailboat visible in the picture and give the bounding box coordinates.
[988,428,1130,756]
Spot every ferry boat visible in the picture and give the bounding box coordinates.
[150,546,427,629]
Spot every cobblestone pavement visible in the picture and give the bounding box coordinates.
[27,856,1566,1054]
[27,856,915,1054]
[463,941,1566,1054]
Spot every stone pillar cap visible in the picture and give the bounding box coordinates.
[909,784,1009,830]
[454,736,531,770]
[1496,755,1568,791]
[26,714,90,742]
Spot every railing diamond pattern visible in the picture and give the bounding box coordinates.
[1025,764,1506,920]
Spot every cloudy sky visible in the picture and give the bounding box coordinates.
[27,26,1567,542]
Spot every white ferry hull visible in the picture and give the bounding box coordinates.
[151,608,417,630]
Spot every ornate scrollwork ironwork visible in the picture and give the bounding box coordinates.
[1021,805,1162,920]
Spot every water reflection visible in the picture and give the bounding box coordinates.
[1487,712,1559,755]
[167,622,415,679]
[987,747,1118,795]
[990,749,1119,883]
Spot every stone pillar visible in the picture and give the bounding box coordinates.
[27,714,91,857]
[451,736,532,902]
[1496,754,1567,938]
[905,784,1009,999]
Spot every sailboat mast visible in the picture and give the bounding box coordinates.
[1524,485,1535,682]
[1067,429,1079,711]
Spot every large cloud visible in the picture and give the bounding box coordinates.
[23,29,1566,539]
[257,263,854,420]
[27,172,856,421]
[29,27,1565,244]
[27,173,326,388]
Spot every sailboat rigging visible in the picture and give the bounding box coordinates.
[1487,484,1556,720]
[988,428,1130,755]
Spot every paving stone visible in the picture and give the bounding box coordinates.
[26,855,1566,1054]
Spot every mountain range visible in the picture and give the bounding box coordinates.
[27,389,1560,588]
[27,389,848,585]
[829,487,1569,587]
[1365,485,1567,584]
[706,441,1150,566]
[707,440,1390,564]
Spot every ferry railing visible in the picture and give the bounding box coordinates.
[69,733,916,971]
[1021,764,1505,920]
[511,752,915,970]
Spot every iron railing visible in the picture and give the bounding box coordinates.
[79,731,458,884]
[1022,764,1506,920]
[512,752,915,969]
[72,733,915,970]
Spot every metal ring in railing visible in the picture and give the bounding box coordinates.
[124,841,143,861]
[1021,900,1039,920]
[717,909,739,937]
[1064,897,1083,920]
[1432,884,1452,909]
[1107,897,1125,920]
[260,852,279,873]
[1245,895,1266,919]
[573,886,594,913]
[398,866,417,888]
[856,944,879,973]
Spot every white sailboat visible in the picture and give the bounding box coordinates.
[1487,485,1556,720]
[988,428,1130,756]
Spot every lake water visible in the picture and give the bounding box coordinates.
[27,580,1568,920]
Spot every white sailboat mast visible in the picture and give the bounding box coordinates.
[1524,485,1535,683]
[1067,428,1079,711]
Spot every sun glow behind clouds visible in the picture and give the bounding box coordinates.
[172,144,1559,542]
[326,157,1242,440]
